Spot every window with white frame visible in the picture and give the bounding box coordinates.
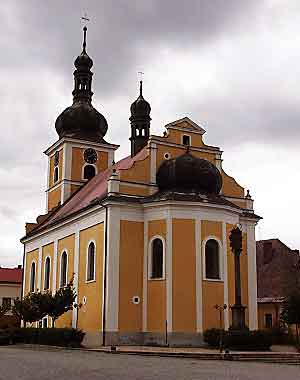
[87,242,96,282]
[205,239,220,280]
[44,257,51,290]
[150,238,164,279]
[60,251,68,288]
[30,262,36,292]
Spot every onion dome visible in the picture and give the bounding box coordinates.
[130,81,151,117]
[156,152,222,194]
[55,26,108,143]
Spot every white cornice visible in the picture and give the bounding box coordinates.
[44,138,119,156]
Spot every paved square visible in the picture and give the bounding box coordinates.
[0,346,298,380]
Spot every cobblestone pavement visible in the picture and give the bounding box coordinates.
[0,346,298,380]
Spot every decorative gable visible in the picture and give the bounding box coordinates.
[164,117,206,135]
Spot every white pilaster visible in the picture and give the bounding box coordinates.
[52,239,58,293]
[195,218,203,332]
[72,231,80,328]
[222,222,229,329]
[105,206,120,332]
[143,221,148,331]
[166,211,173,332]
[149,142,157,187]
[37,247,42,292]
[247,222,258,330]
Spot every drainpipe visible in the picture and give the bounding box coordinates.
[99,200,108,346]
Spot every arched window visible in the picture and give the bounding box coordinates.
[60,251,68,288]
[44,257,51,290]
[205,239,220,279]
[87,242,95,281]
[150,238,164,279]
[54,167,59,183]
[30,262,36,292]
[83,165,96,180]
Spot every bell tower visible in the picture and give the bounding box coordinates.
[45,26,118,212]
[129,81,151,157]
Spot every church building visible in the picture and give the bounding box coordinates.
[21,27,260,347]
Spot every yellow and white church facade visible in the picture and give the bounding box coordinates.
[21,27,260,347]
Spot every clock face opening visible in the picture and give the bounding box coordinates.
[84,148,98,164]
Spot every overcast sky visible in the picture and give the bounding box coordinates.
[1,0,299,267]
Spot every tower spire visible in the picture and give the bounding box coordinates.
[83,26,87,52]
[129,80,151,157]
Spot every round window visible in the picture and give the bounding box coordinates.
[164,152,171,160]
[132,296,140,305]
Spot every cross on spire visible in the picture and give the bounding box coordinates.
[81,13,90,52]
[138,71,144,96]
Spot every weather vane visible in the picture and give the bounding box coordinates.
[138,71,144,82]
[81,12,90,26]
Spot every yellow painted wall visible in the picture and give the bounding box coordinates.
[25,249,39,294]
[166,124,205,147]
[172,219,196,332]
[201,220,224,331]
[48,187,61,211]
[119,221,144,332]
[147,219,166,332]
[41,243,54,291]
[258,303,280,330]
[119,184,149,196]
[71,147,108,182]
[221,171,244,198]
[156,145,216,172]
[77,224,104,332]
[120,155,150,183]
[56,234,75,328]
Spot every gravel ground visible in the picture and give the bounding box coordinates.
[0,346,299,380]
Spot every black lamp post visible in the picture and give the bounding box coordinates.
[229,226,246,330]
[214,304,227,352]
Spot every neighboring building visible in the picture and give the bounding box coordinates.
[0,266,23,328]
[21,27,260,347]
[256,239,300,330]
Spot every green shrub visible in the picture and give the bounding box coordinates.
[203,328,225,348]
[8,328,85,347]
[203,328,272,351]
[225,330,272,351]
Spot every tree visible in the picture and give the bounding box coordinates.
[281,292,300,347]
[13,292,51,326]
[47,280,76,327]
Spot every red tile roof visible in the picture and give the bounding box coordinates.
[0,268,23,284]
[31,148,149,234]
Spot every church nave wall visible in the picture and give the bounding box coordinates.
[118,220,144,333]
[172,218,197,333]
[147,219,166,333]
[55,234,75,328]
[77,223,104,333]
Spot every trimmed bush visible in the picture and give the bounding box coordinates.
[203,328,224,348]
[203,328,272,351]
[225,330,272,351]
[7,328,85,347]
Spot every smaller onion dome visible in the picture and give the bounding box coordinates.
[130,81,151,118]
[156,152,222,194]
[74,50,93,70]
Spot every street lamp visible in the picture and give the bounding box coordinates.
[214,303,227,353]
